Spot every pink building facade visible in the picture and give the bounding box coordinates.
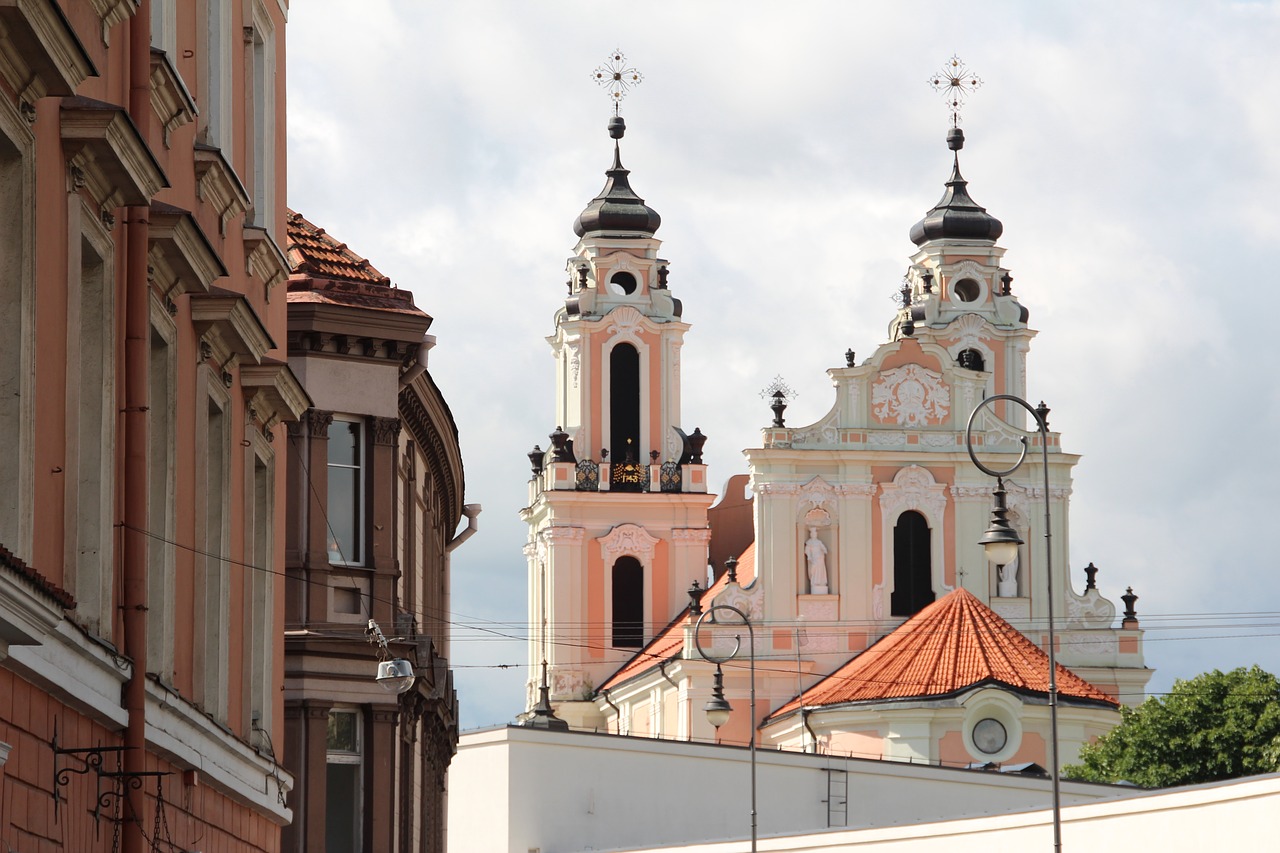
[0,2,300,851]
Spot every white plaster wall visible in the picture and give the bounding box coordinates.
[288,355,399,417]
[446,726,1129,853]
[614,774,1280,852]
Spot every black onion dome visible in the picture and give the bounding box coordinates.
[573,116,661,238]
[909,128,1003,247]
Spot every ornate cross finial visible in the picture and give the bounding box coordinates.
[928,54,983,127]
[592,50,643,115]
[760,375,797,428]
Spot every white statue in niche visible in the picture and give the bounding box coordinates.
[805,527,829,594]
[997,554,1019,597]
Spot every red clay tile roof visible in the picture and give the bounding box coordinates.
[600,541,755,692]
[769,587,1117,719]
[286,209,390,286]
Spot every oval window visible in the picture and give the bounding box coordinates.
[973,717,1008,754]
[609,272,638,295]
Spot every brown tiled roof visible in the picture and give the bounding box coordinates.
[285,209,391,285]
[0,544,76,610]
[600,541,755,692]
[769,588,1117,719]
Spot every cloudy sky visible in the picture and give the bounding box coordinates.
[287,1,1280,728]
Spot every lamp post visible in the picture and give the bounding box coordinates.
[964,394,1062,852]
[693,602,757,852]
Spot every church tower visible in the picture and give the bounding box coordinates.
[520,103,715,730]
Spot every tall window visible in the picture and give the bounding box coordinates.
[197,384,231,716]
[244,450,273,733]
[327,418,364,565]
[326,709,363,853]
[0,108,30,556]
[66,227,114,636]
[612,556,644,648]
[147,320,177,680]
[203,0,232,154]
[609,343,640,461]
[150,0,177,55]
[247,5,275,228]
[890,510,934,617]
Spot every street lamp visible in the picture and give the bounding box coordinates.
[692,601,757,852]
[964,394,1062,852]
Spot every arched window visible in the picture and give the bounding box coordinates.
[612,556,644,648]
[891,510,934,616]
[609,343,641,463]
[957,348,985,372]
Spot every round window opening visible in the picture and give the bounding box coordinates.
[609,272,638,295]
[973,717,1008,755]
[953,278,981,302]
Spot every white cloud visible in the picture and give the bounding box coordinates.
[287,1,1280,726]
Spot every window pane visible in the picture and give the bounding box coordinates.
[327,467,359,563]
[328,420,360,467]
[327,711,358,752]
[325,763,360,853]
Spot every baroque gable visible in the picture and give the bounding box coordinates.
[871,363,951,427]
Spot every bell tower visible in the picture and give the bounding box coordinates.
[521,55,716,730]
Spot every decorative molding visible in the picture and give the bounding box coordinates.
[598,523,660,563]
[370,416,401,446]
[792,407,838,446]
[1060,631,1117,657]
[1065,589,1117,630]
[193,144,250,235]
[836,483,878,497]
[243,225,289,300]
[949,312,990,350]
[871,364,951,427]
[920,433,955,447]
[867,431,907,447]
[754,481,799,496]
[872,581,885,620]
[950,485,994,500]
[671,528,711,544]
[61,96,166,209]
[149,48,196,147]
[603,305,647,345]
[879,465,948,519]
[948,259,989,292]
[305,410,334,439]
[797,475,836,510]
[148,201,225,297]
[540,526,586,543]
[0,1,95,102]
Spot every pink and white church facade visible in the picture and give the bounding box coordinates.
[519,109,1153,769]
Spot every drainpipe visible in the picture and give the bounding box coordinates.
[123,5,153,853]
[445,503,481,553]
[801,707,818,754]
[398,334,437,388]
[599,688,622,735]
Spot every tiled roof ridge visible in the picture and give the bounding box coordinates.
[285,208,393,287]
[0,543,76,610]
[767,587,1117,719]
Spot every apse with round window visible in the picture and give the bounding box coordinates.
[972,717,1008,755]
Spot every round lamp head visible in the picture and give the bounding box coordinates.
[376,658,416,694]
[982,538,1021,568]
[704,695,732,729]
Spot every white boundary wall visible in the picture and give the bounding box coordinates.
[447,726,1133,853]
[614,773,1280,852]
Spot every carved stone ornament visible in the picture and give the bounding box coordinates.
[836,483,878,498]
[541,526,586,543]
[949,312,990,351]
[868,431,907,447]
[921,433,955,447]
[598,523,660,563]
[754,481,799,496]
[306,409,334,438]
[671,528,712,543]
[1060,630,1117,658]
[792,407,839,446]
[872,364,951,427]
[550,668,587,700]
[371,416,401,446]
[1065,588,1117,630]
[797,475,837,510]
[712,578,764,624]
[947,260,989,295]
[603,305,647,345]
[803,507,832,528]
[872,581,886,620]
[879,465,947,521]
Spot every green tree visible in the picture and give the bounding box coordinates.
[1065,666,1280,787]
